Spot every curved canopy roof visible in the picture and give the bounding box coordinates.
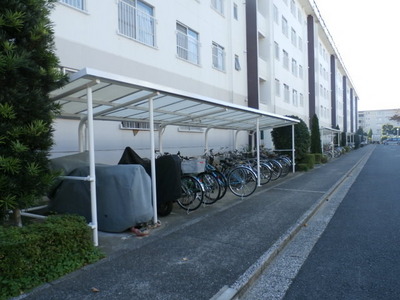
[50,68,299,130]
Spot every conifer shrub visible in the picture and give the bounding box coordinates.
[271,116,310,165]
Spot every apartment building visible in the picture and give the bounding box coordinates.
[52,0,251,163]
[50,0,359,163]
[358,109,400,142]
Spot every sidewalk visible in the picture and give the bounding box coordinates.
[15,145,374,300]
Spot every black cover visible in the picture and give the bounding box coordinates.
[118,147,181,204]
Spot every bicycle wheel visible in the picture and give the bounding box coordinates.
[211,170,228,200]
[266,159,283,181]
[176,175,204,212]
[276,157,290,178]
[258,162,273,185]
[197,172,221,205]
[227,166,257,197]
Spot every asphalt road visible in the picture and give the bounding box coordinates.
[284,144,400,299]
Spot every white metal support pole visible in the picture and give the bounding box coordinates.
[205,128,212,154]
[78,118,86,152]
[86,86,98,246]
[256,119,261,186]
[158,126,165,154]
[149,97,158,224]
[292,124,295,173]
[234,130,240,150]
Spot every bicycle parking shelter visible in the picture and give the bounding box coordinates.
[49,68,299,245]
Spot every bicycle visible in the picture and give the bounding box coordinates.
[176,174,204,212]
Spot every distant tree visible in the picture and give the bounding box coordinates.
[368,129,373,141]
[310,114,322,153]
[355,127,363,149]
[340,132,346,147]
[390,114,400,122]
[271,115,310,163]
[382,124,394,136]
[0,0,67,225]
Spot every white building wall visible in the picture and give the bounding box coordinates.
[335,68,345,130]
[314,35,332,129]
[265,0,308,122]
[51,0,249,163]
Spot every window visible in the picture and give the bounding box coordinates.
[299,93,304,107]
[211,0,224,15]
[60,0,85,10]
[176,23,200,64]
[284,84,290,102]
[118,0,156,47]
[298,37,303,51]
[234,55,241,70]
[274,42,280,60]
[297,8,302,23]
[120,121,160,130]
[281,17,288,37]
[283,50,289,69]
[275,79,281,96]
[291,59,297,76]
[290,0,296,16]
[233,3,238,20]
[291,28,296,46]
[292,89,298,106]
[212,42,225,71]
[298,64,303,79]
[273,5,279,24]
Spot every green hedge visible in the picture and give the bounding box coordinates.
[296,163,309,172]
[301,153,315,169]
[0,215,104,299]
[313,153,322,164]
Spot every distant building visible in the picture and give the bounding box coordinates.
[358,109,400,142]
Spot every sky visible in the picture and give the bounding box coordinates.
[312,0,400,111]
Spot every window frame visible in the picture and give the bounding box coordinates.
[283,49,289,69]
[59,0,85,11]
[234,54,241,71]
[291,28,296,46]
[211,0,224,15]
[292,89,298,106]
[281,16,288,37]
[212,42,226,71]
[284,84,290,103]
[118,0,156,47]
[291,58,297,76]
[274,42,280,60]
[233,3,238,20]
[273,5,279,24]
[275,79,281,97]
[176,22,200,65]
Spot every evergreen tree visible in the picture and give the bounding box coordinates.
[310,114,322,153]
[368,129,373,142]
[340,132,347,147]
[355,127,364,149]
[0,0,66,225]
[271,115,310,163]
